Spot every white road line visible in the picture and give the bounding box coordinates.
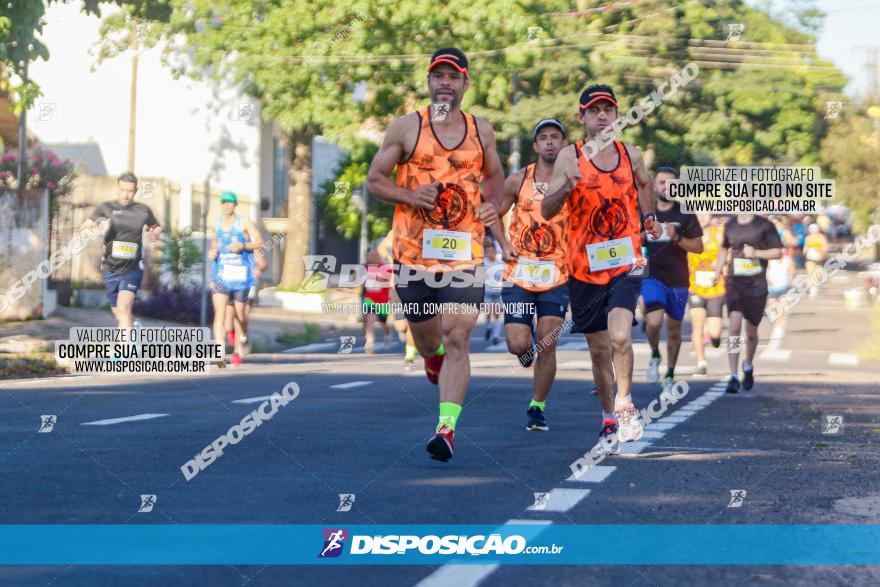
[661,415,690,424]
[616,441,651,455]
[674,408,701,416]
[646,422,677,431]
[415,520,551,587]
[829,353,859,366]
[566,465,617,483]
[528,488,590,512]
[640,430,667,440]
[231,396,274,404]
[759,349,792,361]
[329,381,371,390]
[81,413,169,426]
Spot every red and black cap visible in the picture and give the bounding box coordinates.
[428,48,469,79]
[579,84,618,110]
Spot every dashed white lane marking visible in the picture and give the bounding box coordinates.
[329,381,371,390]
[660,415,690,424]
[566,465,616,483]
[81,413,169,426]
[760,349,792,361]
[231,396,274,404]
[829,353,859,366]
[640,430,666,440]
[528,488,591,512]
[415,520,551,587]
[616,441,651,455]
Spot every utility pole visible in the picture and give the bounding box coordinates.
[199,178,210,327]
[127,21,139,172]
[508,70,522,174]
[16,61,28,190]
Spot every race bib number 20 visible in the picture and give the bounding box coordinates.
[422,229,472,261]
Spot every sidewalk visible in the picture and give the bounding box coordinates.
[0,304,362,357]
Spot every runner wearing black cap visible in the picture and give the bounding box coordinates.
[366,47,512,461]
[712,214,783,393]
[541,84,662,451]
[495,118,571,431]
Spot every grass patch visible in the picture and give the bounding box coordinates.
[275,323,322,346]
[857,302,880,362]
[0,352,62,378]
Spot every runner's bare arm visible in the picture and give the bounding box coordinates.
[626,145,662,239]
[476,117,505,209]
[676,236,703,253]
[745,245,782,260]
[366,114,438,209]
[498,169,523,217]
[208,234,219,262]
[713,245,729,284]
[145,223,163,242]
[242,219,265,251]
[541,145,579,220]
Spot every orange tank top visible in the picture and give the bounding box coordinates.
[392,106,485,269]
[502,163,569,291]
[566,140,643,284]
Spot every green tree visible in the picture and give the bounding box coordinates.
[158,227,202,288]
[97,0,849,283]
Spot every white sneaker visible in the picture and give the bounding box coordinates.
[695,360,708,376]
[646,356,661,383]
[615,402,644,442]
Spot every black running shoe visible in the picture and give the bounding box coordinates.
[725,375,741,394]
[596,421,620,455]
[711,337,721,349]
[526,406,549,431]
[742,366,754,390]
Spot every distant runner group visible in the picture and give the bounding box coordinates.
[366,47,784,461]
[82,47,788,463]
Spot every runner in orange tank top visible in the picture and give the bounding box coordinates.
[541,84,662,453]
[366,48,511,462]
[496,118,571,431]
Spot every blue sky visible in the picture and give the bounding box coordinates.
[758,0,880,96]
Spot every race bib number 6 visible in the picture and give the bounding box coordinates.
[111,240,138,260]
[586,237,635,272]
[423,229,472,261]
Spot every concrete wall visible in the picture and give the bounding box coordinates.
[0,189,51,320]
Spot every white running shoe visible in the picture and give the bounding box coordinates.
[615,402,644,442]
[646,356,661,383]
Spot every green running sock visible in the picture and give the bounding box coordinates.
[529,399,546,411]
[405,345,417,360]
[437,402,461,431]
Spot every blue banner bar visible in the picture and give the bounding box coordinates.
[0,525,878,565]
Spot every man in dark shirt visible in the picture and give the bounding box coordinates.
[641,166,703,390]
[81,172,162,328]
[713,213,783,393]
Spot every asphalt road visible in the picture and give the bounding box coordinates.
[1,272,878,586]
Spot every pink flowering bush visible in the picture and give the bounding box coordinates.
[0,146,75,198]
